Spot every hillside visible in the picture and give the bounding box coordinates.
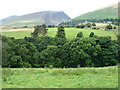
[73,4,118,20]
[1,11,71,28]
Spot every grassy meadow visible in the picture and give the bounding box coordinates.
[2,28,117,40]
[2,66,118,88]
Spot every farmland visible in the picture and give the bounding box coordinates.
[2,66,118,88]
[1,28,117,40]
[1,1,119,89]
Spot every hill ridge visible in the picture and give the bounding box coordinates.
[1,11,71,28]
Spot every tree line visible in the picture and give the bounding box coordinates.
[60,18,119,26]
[1,26,119,68]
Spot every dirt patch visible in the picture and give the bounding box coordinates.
[0,28,34,32]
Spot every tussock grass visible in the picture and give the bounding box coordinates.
[2,66,118,88]
[51,66,118,76]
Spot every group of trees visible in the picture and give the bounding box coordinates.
[31,24,48,37]
[74,23,116,31]
[76,23,96,29]
[60,18,119,26]
[105,24,117,30]
[1,26,119,68]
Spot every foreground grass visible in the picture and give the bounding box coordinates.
[2,66,118,88]
[2,28,117,40]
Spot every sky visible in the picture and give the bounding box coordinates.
[0,0,119,19]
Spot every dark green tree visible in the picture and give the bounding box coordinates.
[10,56,22,68]
[77,32,83,37]
[39,45,62,67]
[48,25,55,28]
[56,25,66,38]
[76,24,85,28]
[92,23,96,26]
[113,26,117,29]
[86,23,91,28]
[23,26,28,28]
[95,36,118,66]
[80,24,85,28]
[105,24,112,30]
[89,32,94,37]
[31,24,48,37]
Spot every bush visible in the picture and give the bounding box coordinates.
[85,23,91,28]
[92,27,97,29]
[105,24,112,30]
[76,24,85,28]
[77,32,83,37]
[113,26,117,29]
[20,62,31,68]
[92,23,96,26]
[89,32,94,37]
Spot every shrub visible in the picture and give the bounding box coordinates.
[106,24,113,29]
[77,32,83,37]
[89,32,94,37]
[92,27,97,30]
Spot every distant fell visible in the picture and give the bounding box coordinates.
[1,11,71,28]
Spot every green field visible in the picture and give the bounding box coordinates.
[2,66,118,88]
[2,28,117,40]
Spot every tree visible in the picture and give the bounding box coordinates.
[61,37,100,67]
[56,25,66,38]
[10,56,22,68]
[41,24,48,35]
[54,37,67,46]
[13,27,17,29]
[89,32,94,37]
[76,25,81,28]
[117,34,120,63]
[80,24,85,28]
[23,26,28,28]
[76,24,85,28]
[92,23,96,26]
[86,23,91,28]
[48,25,54,28]
[39,45,63,67]
[95,36,118,66]
[105,24,112,30]
[113,26,117,29]
[92,27,97,30]
[31,24,48,37]
[77,32,83,37]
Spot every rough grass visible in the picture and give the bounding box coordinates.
[2,66,118,88]
[2,28,117,40]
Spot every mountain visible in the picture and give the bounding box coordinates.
[72,4,118,20]
[1,11,71,28]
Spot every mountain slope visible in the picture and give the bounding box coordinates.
[1,11,71,28]
[73,4,118,20]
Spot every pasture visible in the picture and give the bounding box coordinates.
[2,66,118,88]
[1,28,117,40]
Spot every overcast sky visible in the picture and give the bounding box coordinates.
[0,0,119,19]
